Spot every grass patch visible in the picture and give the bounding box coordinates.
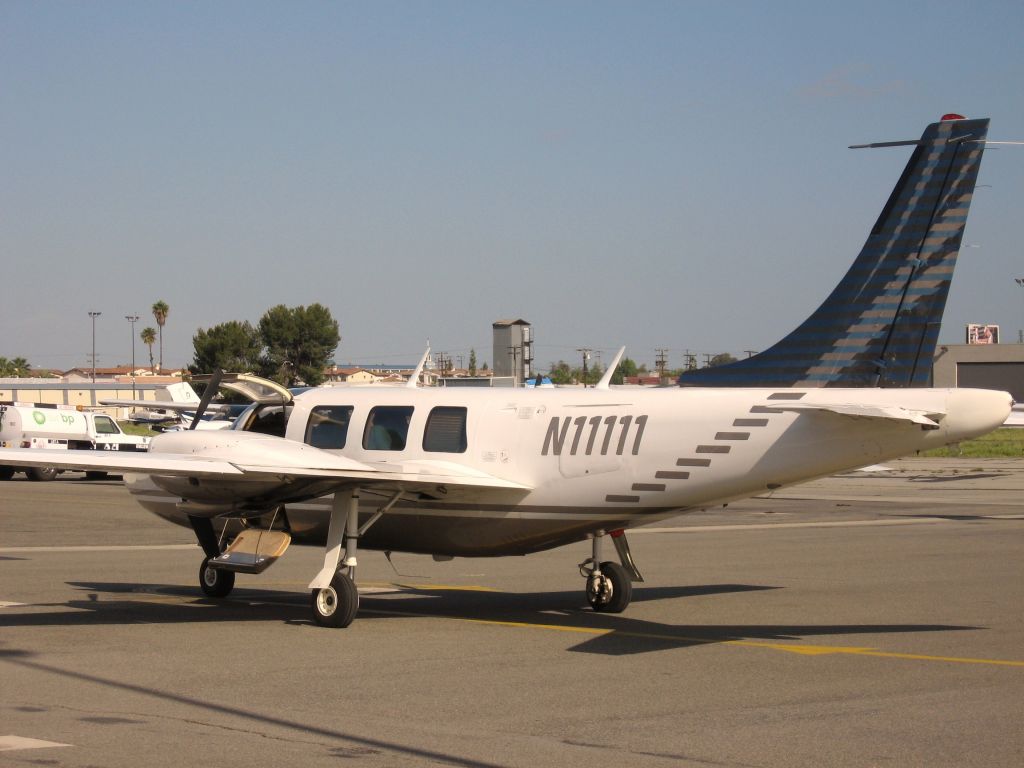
[921,428,1024,458]
[118,421,157,437]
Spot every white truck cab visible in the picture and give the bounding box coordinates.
[0,403,150,481]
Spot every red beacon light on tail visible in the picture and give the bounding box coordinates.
[941,113,966,121]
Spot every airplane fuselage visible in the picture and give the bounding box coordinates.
[126,384,1010,557]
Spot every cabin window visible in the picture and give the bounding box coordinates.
[423,406,467,453]
[94,415,119,435]
[362,406,414,451]
[305,405,354,449]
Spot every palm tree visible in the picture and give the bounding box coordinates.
[0,357,31,377]
[141,327,157,372]
[10,357,30,377]
[152,300,169,373]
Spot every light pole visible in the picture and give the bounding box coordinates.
[126,314,139,397]
[1016,278,1024,344]
[88,311,101,383]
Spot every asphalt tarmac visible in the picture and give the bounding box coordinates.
[1,459,1022,767]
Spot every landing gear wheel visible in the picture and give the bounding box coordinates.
[586,561,632,613]
[311,572,359,628]
[85,471,108,480]
[0,467,14,481]
[199,557,235,598]
[27,466,58,482]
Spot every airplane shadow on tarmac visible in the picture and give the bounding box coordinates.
[0,580,981,656]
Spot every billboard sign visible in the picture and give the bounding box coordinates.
[966,323,1000,344]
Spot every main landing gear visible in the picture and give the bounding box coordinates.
[307,487,395,628]
[308,489,362,628]
[579,529,644,613]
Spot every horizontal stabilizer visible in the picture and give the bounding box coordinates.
[762,402,943,428]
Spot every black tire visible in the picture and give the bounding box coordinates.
[0,467,15,481]
[587,561,633,613]
[27,466,58,482]
[199,557,235,598]
[85,471,108,480]
[310,572,359,628]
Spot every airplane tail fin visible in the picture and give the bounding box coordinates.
[679,115,989,388]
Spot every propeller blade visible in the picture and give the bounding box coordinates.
[190,369,224,430]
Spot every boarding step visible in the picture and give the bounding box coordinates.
[209,529,291,574]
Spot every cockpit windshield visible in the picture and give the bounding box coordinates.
[232,402,292,438]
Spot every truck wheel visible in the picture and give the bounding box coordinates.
[27,466,58,482]
[0,467,14,481]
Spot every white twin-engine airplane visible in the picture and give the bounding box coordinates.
[2,370,1011,628]
[1,114,1012,628]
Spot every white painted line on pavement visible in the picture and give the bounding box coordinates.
[0,735,73,751]
[0,544,196,553]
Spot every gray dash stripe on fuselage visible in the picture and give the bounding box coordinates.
[631,483,667,492]
[767,392,806,400]
[733,418,769,427]
[696,445,730,454]
[605,495,641,503]
[750,406,784,414]
[655,471,690,480]
[676,458,712,467]
[714,432,750,441]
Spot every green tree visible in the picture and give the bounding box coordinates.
[258,303,340,386]
[141,327,157,371]
[611,357,640,385]
[468,348,477,376]
[152,300,169,372]
[548,360,573,385]
[191,321,263,374]
[583,363,604,386]
[0,357,30,377]
[708,353,738,368]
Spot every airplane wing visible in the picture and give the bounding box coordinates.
[101,399,235,412]
[762,402,943,428]
[0,441,531,491]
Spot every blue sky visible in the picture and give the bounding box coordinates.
[3,1,1023,371]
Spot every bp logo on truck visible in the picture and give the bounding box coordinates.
[32,411,46,425]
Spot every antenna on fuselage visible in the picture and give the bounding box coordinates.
[406,346,431,388]
[594,347,626,390]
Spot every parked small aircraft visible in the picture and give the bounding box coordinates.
[2,369,1010,627]
[0,116,1012,629]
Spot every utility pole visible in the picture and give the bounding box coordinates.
[126,314,139,398]
[744,349,757,358]
[88,311,101,383]
[576,348,592,387]
[655,348,668,383]
[702,353,713,368]
[1016,278,1024,343]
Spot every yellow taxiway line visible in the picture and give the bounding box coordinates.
[360,607,1024,668]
